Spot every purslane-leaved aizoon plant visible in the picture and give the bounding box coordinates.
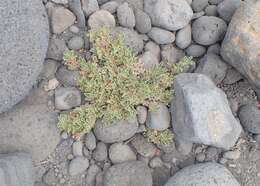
[58,27,193,139]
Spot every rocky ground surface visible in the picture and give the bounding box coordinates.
[0,0,260,186]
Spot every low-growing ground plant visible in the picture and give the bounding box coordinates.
[144,128,174,145]
[58,27,193,138]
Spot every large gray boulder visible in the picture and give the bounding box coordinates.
[0,88,60,162]
[164,162,240,186]
[144,0,193,31]
[171,73,242,149]
[0,152,34,186]
[220,0,260,94]
[103,161,152,186]
[0,0,49,113]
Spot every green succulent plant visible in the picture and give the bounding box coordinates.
[57,27,193,137]
[144,128,174,145]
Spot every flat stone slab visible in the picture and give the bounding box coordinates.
[0,0,49,113]
[0,152,34,186]
[0,89,60,163]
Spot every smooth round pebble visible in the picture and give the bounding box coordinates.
[72,141,83,157]
[109,143,136,164]
[223,150,241,160]
[88,10,116,30]
[67,36,84,50]
[192,0,209,12]
[205,5,218,16]
[117,2,135,28]
[69,157,89,176]
[93,142,108,162]
[186,44,206,57]
[148,27,175,45]
[175,24,192,49]
[84,131,97,151]
[135,9,152,34]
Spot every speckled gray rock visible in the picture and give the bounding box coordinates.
[207,43,221,55]
[84,131,97,150]
[205,5,218,16]
[67,36,84,50]
[186,44,206,57]
[164,163,240,186]
[176,25,192,49]
[144,0,193,31]
[0,88,60,162]
[93,142,108,161]
[146,103,171,131]
[192,0,209,12]
[55,87,81,110]
[209,0,223,4]
[101,1,119,13]
[56,66,80,87]
[117,2,135,28]
[104,161,152,186]
[171,73,242,149]
[51,7,76,34]
[109,143,136,164]
[112,27,144,55]
[148,27,175,45]
[135,9,152,34]
[238,104,260,134]
[69,157,89,176]
[82,0,99,17]
[220,0,260,92]
[0,152,34,186]
[195,54,228,84]
[94,117,138,143]
[0,0,49,113]
[192,16,227,45]
[88,10,116,30]
[47,37,67,61]
[161,45,185,63]
[68,0,85,28]
[217,0,241,22]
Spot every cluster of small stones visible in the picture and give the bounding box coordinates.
[0,0,260,185]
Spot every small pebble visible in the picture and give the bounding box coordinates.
[45,78,59,91]
[72,141,83,157]
[69,25,79,33]
[61,131,69,139]
[196,152,206,162]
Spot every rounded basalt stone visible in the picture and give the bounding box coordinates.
[0,0,49,113]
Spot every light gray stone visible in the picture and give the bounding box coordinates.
[82,0,99,17]
[101,1,119,13]
[104,161,152,186]
[68,0,86,28]
[146,103,171,131]
[175,25,192,49]
[0,152,34,186]
[171,73,242,149]
[220,0,260,92]
[207,43,221,55]
[93,142,108,161]
[137,106,148,124]
[51,7,76,34]
[164,163,240,186]
[0,0,49,113]
[72,141,83,156]
[84,131,97,150]
[186,44,206,57]
[223,150,241,160]
[135,9,152,34]
[86,164,101,186]
[109,143,136,164]
[192,16,227,45]
[55,87,81,110]
[192,0,209,12]
[47,37,67,61]
[112,27,144,55]
[55,66,80,87]
[205,5,218,16]
[40,59,59,80]
[69,157,89,176]
[145,41,161,61]
[94,117,138,143]
[195,54,228,84]
[0,89,60,162]
[144,0,193,31]
[238,104,260,134]
[117,2,135,28]
[88,10,116,30]
[67,36,84,50]
[217,0,241,22]
[148,27,175,45]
